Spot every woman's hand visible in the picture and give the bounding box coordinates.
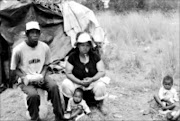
[81,81,90,87]
[81,77,93,87]
[84,77,94,83]
[80,78,92,87]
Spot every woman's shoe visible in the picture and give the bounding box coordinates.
[97,100,108,115]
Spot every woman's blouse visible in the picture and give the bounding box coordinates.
[68,51,100,80]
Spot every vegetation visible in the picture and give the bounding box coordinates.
[98,11,179,85]
[82,0,179,13]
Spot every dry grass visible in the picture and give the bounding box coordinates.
[97,11,179,87]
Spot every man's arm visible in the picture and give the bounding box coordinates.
[10,48,27,84]
[11,69,29,85]
[40,65,49,78]
[40,44,51,81]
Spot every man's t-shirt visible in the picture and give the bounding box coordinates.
[68,51,100,80]
[10,41,51,75]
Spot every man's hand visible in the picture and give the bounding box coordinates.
[21,76,29,85]
[26,74,44,85]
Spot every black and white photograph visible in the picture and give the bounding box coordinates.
[0,0,179,121]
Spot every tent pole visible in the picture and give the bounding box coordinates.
[0,54,2,86]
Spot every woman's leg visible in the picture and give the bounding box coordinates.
[21,84,40,120]
[92,81,107,101]
[92,81,107,115]
[61,79,79,110]
[61,78,77,98]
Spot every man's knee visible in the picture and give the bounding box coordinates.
[44,75,58,89]
[28,92,40,100]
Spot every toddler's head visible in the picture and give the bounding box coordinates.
[162,75,173,90]
[73,88,83,104]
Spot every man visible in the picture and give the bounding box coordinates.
[10,21,64,121]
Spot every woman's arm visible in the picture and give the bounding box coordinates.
[85,60,105,83]
[65,61,83,85]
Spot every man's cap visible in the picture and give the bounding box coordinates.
[26,21,40,31]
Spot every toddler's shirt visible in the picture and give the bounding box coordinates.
[67,98,91,114]
[159,87,179,103]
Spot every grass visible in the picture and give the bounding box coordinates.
[97,11,179,85]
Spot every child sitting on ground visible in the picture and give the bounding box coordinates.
[154,75,179,120]
[64,87,91,121]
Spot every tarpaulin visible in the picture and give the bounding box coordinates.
[0,1,72,61]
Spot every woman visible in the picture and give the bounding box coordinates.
[61,32,110,115]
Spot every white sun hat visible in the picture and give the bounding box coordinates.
[74,32,94,46]
[26,21,40,31]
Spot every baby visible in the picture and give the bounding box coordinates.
[64,87,91,121]
[154,75,179,119]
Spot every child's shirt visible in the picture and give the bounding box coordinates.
[67,98,91,114]
[159,87,179,103]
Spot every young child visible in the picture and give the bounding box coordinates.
[64,87,91,121]
[154,75,179,119]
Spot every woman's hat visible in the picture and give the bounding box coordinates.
[74,32,94,47]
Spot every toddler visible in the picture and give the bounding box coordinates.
[154,75,179,119]
[64,87,91,121]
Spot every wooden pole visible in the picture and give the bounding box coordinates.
[0,54,2,86]
[0,40,2,86]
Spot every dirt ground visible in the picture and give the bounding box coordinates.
[1,71,178,121]
[1,42,180,121]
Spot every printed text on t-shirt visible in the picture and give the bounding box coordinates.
[29,59,40,64]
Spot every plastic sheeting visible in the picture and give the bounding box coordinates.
[0,1,72,61]
[0,0,105,61]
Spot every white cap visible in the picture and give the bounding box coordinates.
[26,21,40,31]
[75,32,93,46]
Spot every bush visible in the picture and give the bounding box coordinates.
[146,0,179,12]
[109,0,145,12]
[81,0,179,13]
[81,0,104,11]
